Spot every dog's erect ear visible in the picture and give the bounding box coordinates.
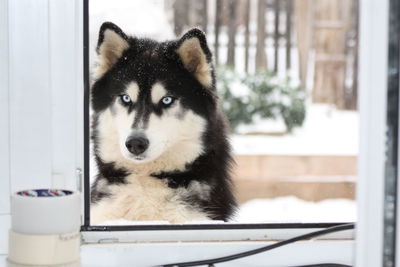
[95,22,129,78]
[176,28,213,88]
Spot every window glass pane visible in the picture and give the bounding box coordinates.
[89,0,358,225]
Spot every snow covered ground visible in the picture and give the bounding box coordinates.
[232,104,359,155]
[95,196,356,225]
[234,196,356,223]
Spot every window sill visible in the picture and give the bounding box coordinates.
[80,239,354,267]
[81,223,354,243]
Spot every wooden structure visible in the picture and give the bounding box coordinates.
[295,0,358,109]
[233,154,357,203]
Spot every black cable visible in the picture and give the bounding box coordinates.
[159,223,354,267]
[293,264,352,267]
[207,264,351,267]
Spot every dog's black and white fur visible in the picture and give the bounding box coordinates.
[90,22,237,224]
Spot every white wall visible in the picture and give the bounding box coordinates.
[0,0,83,255]
[0,0,10,216]
[0,0,11,255]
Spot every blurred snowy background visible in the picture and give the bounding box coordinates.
[89,0,358,223]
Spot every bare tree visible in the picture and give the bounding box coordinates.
[201,0,208,34]
[214,0,222,65]
[285,0,293,71]
[255,0,267,72]
[173,0,190,36]
[273,0,280,73]
[347,0,359,110]
[244,0,251,73]
[193,0,208,33]
[227,0,238,67]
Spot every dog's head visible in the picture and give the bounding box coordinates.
[91,22,218,167]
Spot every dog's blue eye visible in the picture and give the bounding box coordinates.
[161,96,174,106]
[120,94,132,104]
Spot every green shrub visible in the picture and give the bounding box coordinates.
[217,67,306,133]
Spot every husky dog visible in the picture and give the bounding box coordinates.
[90,22,236,224]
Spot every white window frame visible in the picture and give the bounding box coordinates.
[355,0,389,266]
[0,0,84,255]
[0,0,394,266]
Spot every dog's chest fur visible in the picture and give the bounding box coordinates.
[91,174,211,224]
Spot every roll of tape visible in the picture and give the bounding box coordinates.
[11,189,81,234]
[8,230,80,265]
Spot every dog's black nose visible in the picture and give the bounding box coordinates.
[125,136,149,155]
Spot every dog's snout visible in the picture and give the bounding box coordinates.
[125,136,149,155]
